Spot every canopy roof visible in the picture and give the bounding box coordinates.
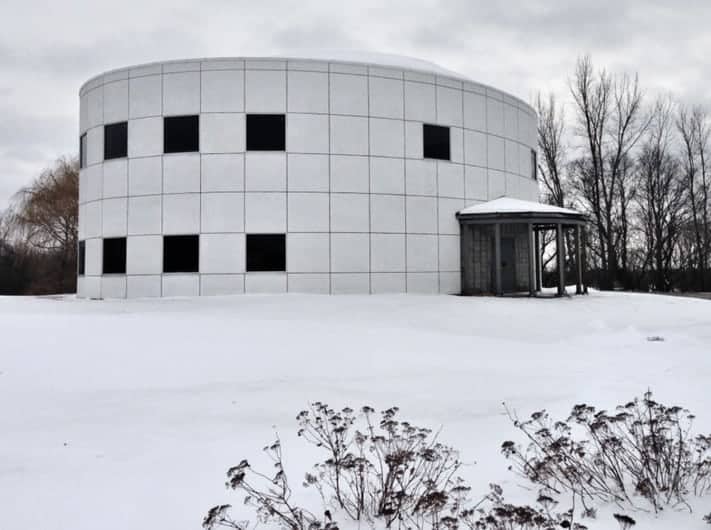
[457,197,585,225]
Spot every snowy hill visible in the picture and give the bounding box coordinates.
[1,292,710,529]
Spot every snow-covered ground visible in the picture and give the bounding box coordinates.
[1,291,710,529]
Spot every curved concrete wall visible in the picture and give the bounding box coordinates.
[77,57,538,298]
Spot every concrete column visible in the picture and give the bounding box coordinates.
[575,224,583,295]
[534,228,542,291]
[557,223,565,296]
[494,223,502,296]
[528,223,535,296]
[582,227,589,294]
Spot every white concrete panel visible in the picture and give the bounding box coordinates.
[103,80,129,123]
[463,91,486,131]
[288,274,330,294]
[369,118,404,158]
[287,114,329,153]
[201,70,244,112]
[288,59,328,72]
[78,204,86,239]
[370,157,404,195]
[200,275,245,296]
[464,130,487,167]
[486,97,504,136]
[202,154,244,192]
[163,154,200,193]
[102,198,127,237]
[128,117,162,158]
[245,70,286,112]
[87,87,103,128]
[405,121,423,159]
[127,275,162,298]
[487,136,505,171]
[86,126,103,166]
[436,85,463,127]
[370,195,405,233]
[163,60,200,73]
[83,201,102,239]
[504,103,518,141]
[464,166,487,201]
[405,159,437,196]
[101,276,127,299]
[163,275,200,297]
[405,196,437,234]
[84,164,103,202]
[451,127,464,164]
[438,198,463,235]
[407,234,438,272]
[128,156,162,196]
[488,169,506,199]
[127,235,162,275]
[245,273,287,293]
[103,159,128,199]
[128,195,161,235]
[439,271,461,294]
[371,273,406,294]
[369,76,403,119]
[288,154,329,192]
[288,71,328,113]
[244,192,286,233]
[330,193,369,232]
[371,233,405,272]
[330,233,369,272]
[163,72,200,115]
[245,152,286,191]
[331,155,369,192]
[288,193,329,232]
[438,163,464,198]
[505,139,520,175]
[517,109,530,144]
[201,193,244,233]
[129,75,162,118]
[404,81,435,122]
[163,193,200,234]
[407,272,439,293]
[519,144,532,179]
[329,73,368,116]
[85,238,102,276]
[80,92,89,133]
[330,116,369,155]
[331,273,369,294]
[201,113,245,153]
[287,233,329,272]
[81,276,101,298]
[438,234,460,271]
[505,173,520,197]
[200,233,245,273]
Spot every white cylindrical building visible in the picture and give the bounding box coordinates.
[77,53,538,298]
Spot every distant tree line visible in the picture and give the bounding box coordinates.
[538,56,710,292]
[0,157,78,295]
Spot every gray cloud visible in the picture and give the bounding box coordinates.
[2,0,711,209]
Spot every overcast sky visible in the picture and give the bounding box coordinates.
[2,0,710,210]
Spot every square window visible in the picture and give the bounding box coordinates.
[102,237,126,274]
[104,122,128,160]
[163,235,199,273]
[164,115,199,153]
[246,234,285,271]
[77,240,86,275]
[80,134,87,168]
[423,124,450,160]
[246,114,285,151]
[531,149,537,180]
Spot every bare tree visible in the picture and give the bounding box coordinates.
[569,55,649,289]
[536,93,568,207]
[635,98,686,291]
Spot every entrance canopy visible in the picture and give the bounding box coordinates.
[456,197,587,296]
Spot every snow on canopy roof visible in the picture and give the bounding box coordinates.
[459,197,582,217]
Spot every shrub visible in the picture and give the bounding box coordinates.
[501,391,711,513]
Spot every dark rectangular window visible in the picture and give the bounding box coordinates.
[164,115,199,153]
[246,234,286,271]
[102,237,126,274]
[246,114,285,151]
[531,149,537,180]
[104,122,128,160]
[163,235,200,273]
[423,124,450,160]
[78,241,86,276]
[80,134,87,168]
